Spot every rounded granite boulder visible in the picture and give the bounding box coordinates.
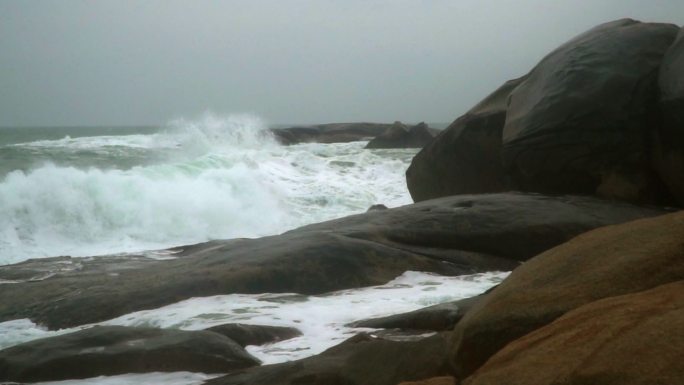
[465,281,684,385]
[502,19,679,204]
[654,26,684,205]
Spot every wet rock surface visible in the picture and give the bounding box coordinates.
[206,333,451,385]
[205,323,302,347]
[348,294,485,331]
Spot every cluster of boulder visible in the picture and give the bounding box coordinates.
[407,19,684,207]
[0,18,682,385]
[403,18,684,385]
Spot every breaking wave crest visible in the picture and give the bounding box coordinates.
[0,113,415,264]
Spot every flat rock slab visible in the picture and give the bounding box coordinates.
[0,193,668,330]
[465,281,684,385]
[206,333,451,385]
[450,210,684,380]
[0,326,259,383]
[205,323,302,347]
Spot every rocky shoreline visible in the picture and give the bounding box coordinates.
[1,17,684,385]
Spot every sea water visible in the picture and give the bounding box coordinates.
[0,114,415,264]
[0,114,503,385]
[0,271,508,385]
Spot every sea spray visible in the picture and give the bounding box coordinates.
[0,114,416,264]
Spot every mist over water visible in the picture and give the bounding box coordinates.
[0,114,416,264]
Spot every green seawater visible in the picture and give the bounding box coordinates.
[0,126,162,177]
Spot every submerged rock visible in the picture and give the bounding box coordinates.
[449,210,684,380]
[206,333,451,385]
[348,293,485,331]
[366,203,388,211]
[0,193,668,330]
[465,281,684,385]
[0,326,259,383]
[205,323,302,347]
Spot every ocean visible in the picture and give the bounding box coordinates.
[0,114,416,265]
[0,114,506,384]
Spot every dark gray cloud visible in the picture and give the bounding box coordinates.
[1,0,682,126]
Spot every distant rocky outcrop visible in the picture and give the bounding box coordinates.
[407,19,683,206]
[0,193,666,330]
[0,326,259,383]
[465,281,684,385]
[365,122,435,149]
[270,121,437,148]
[205,323,302,347]
[206,333,452,385]
[270,123,395,145]
[449,210,684,380]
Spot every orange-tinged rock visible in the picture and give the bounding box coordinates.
[465,281,684,385]
[450,210,684,379]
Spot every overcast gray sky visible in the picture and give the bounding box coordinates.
[1,0,682,127]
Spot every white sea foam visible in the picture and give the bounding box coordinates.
[29,372,220,385]
[0,114,416,264]
[0,271,508,363]
[10,134,167,150]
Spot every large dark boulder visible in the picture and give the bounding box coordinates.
[406,76,526,202]
[0,326,259,383]
[449,210,684,380]
[465,281,684,385]
[206,333,452,385]
[0,193,668,330]
[205,323,302,347]
[365,122,435,149]
[270,123,394,145]
[502,19,679,204]
[654,27,684,205]
[348,293,485,331]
